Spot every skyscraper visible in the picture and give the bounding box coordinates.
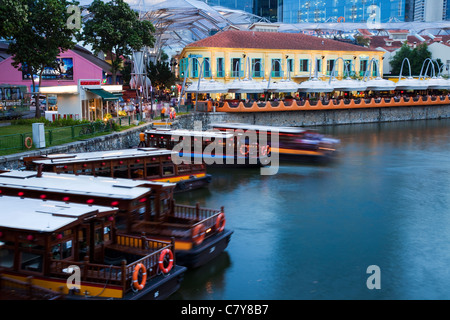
[413,0,445,22]
[280,0,409,24]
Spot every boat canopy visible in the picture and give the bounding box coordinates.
[0,196,115,233]
[29,148,177,165]
[0,171,163,200]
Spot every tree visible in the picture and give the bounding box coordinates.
[147,52,175,89]
[78,0,155,84]
[0,0,28,38]
[2,0,79,118]
[389,42,433,76]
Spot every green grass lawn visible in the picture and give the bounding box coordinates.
[0,121,143,157]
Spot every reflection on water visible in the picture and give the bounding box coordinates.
[173,119,450,300]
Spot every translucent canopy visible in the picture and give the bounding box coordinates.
[227,78,265,93]
[330,78,367,92]
[131,0,268,52]
[275,79,300,92]
[423,77,449,90]
[364,77,396,91]
[395,77,429,91]
[185,78,228,93]
[298,77,334,93]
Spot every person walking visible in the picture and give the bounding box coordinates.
[138,130,147,147]
[169,106,176,120]
[161,105,166,120]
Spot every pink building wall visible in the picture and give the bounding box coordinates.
[0,49,103,91]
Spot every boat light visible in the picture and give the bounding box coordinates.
[86,199,95,204]
[27,235,34,241]
[111,201,119,206]
[139,197,147,203]
[40,194,47,199]
[63,196,70,202]
[18,192,24,196]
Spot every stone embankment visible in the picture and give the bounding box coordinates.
[0,122,153,170]
[2,103,450,169]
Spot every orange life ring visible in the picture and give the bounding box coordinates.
[132,263,147,290]
[260,145,267,156]
[192,223,206,246]
[239,144,249,156]
[158,248,174,274]
[215,212,226,233]
[24,137,33,149]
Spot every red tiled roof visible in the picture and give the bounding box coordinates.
[186,30,375,52]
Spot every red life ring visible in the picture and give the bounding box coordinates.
[158,248,174,274]
[215,212,226,232]
[192,223,206,246]
[132,263,147,290]
[239,144,249,156]
[24,137,33,149]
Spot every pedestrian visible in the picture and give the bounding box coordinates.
[169,106,176,120]
[161,105,166,120]
[138,130,147,147]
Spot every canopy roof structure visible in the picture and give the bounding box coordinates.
[127,0,268,56]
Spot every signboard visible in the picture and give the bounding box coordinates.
[22,58,74,81]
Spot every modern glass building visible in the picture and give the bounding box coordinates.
[281,0,411,24]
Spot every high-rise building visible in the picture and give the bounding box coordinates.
[280,0,411,24]
[413,0,445,22]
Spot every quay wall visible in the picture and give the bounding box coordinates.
[1,103,450,169]
[0,122,153,170]
[173,104,450,130]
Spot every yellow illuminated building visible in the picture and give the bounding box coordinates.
[177,30,384,98]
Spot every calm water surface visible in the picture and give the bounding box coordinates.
[171,119,450,300]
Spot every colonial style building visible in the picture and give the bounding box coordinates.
[177,30,384,89]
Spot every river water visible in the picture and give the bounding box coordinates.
[170,118,450,300]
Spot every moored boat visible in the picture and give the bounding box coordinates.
[210,123,340,162]
[0,170,232,269]
[22,148,211,193]
[145,128,270,168]
[0,195,185,300]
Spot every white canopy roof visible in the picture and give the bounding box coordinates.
[298,78,334,93]
[0,196,114,233]
[0,171,153,200]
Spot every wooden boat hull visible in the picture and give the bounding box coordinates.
[175,229,233,269]
[0,265,186,300]
[152,173,212,193]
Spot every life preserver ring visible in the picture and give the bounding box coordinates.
[239,144,249,156]
[158,248,174,274]
[215,212,226,233]
[24,137,33,149]
[132,263,147,290]
[260,145,268,156]
[192,223,206,246]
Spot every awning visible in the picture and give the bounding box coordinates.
[87,89,119,101]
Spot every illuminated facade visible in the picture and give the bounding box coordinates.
[178,30,384,88]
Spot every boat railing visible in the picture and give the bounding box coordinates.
[173,203,222,221]
[49,234,173,292]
